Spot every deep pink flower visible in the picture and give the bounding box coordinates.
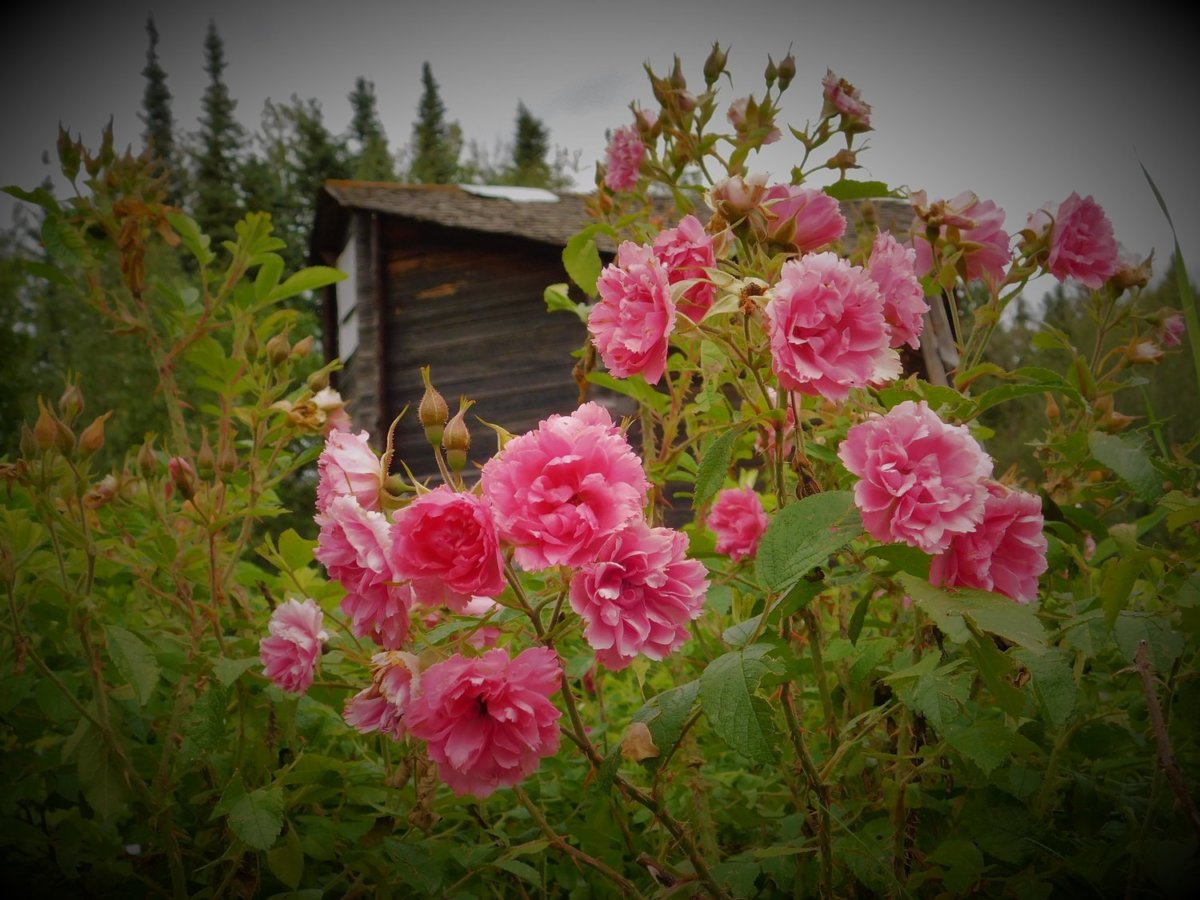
[763,185,846,254]
[341,581,413,650]
[481,402,649,571]
[390,486,505,611]
[821,69,872,127]
[930,483,1048,603]
[317,429,381,514]
[259,598,327,694]
[867,232,929,350]
[839,400,993,554]
[913,191,1011,284]
[589,242,676,383]
[406,647,562,798]
[569,521,707,671]
[653,214,717,321]
[344,650,421,740]
[1033,192,1119,289]
[708,488,769,563]
[604,126,644,192]
[765,252,896,402]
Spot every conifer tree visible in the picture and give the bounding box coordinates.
[191,21,245,246]
[509,102,551,187]
[408,62,459,184]
[139,16,180,203]
[348,77,396,181]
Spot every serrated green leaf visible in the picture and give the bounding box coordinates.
[166,211,215,267]
[586,371,669,414]
[229,786,284,850]
[723,614,763,648]
[633,680,700,759]
[267,822,304,888]
[267,266,345,304]
[1088,432,1162,501]
[822,179,901,201]
[76,729,128,819]
[694,430,742,506]
[964,634,1025,717]
[494,858,542,888]
[755,492,861,595]
[213,656,260,688]
[891,661,970,730]
[278,528,315,571]
[901,574,1046,647]
[1012,647,1076,729]
[701,646,780,762]
[253,254,285,302]
[1114,612,1184,672]
[946,719,1016,776]
[41,216,89,267]
[3,184,60,211]
[105,625,159,706]
[563,227,604,297]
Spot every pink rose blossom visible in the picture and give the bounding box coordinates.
[763,185,847,254]
[259,598,327,694]
[390,486,505,610]
[867,232,929,350]
[765,252,895,401]
[707,173,770,224]
[316,429,381,514]
[913,191,1011,284]
[589,242,676,383]
[930,484,1048,603]
[839,400,993,554]
[406,647,562,798]
[707,487,770,563]
[312,387,353,434]
[1031,192,1119,289]
[726,96,781,145]
[481,402,649,571]
[569,522,708,671]
[604,126,644,192]
[653,214,717,320]
[344,650,421,740]
[1159,311,1185,348]
[821,69,872,127]
[341,581,413,650]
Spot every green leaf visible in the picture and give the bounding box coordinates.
[3,184,60,211]
[213,656,260,688]
[822,179,901,201]
[586,371,669,414]
[166,211,215,267]
[755,492,861,595]
[700,645,781,763]
[1012,647,1076,729]
[1088,432,1162,501]
[946,719,1017,776]
[77,728,128,819]
[267,266,346,304]
[694,429,744,505]
[723,615,763,648]
[105,625,160,706]
[267,822,304,889]
[278,528,315,571]
[901,574,1046,647]
[864,544,930,579]
[229,786,285,850]
[563,226,605,297]
[494,858,542,888]
[18,258,73,287]
[543,282,589,323]
[964,635,1025,717]
[41,216,90,267]
[1114,612,1184,672]
[1100,557,1140,629]
[253,254,284,302]
[889,656,969,730]
[929,838,985,894]
[633,680,701,759]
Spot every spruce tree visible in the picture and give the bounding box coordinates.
[408,62,459,184]
[348,77,395,181]
[509,102,551,187]
[139,16,179,203]
[191,21,244,246]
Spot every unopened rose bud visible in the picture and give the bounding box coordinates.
[243,328,260,359]
[34,398,59,450]
[442,397,474,473]
[58,383,84,423]
[703,42,728,87]
[217,440,237,475]
[19,424,38,459]
[419,366,449,447]
[291,335,314,358]
[197,431,215,477]
[54,418,76,455]
[78,411,112,456]
[1044,393,1060,424]
[669,55,687,91]
[137,437,158,476]
[764,56,778,88]
[777,53,796,90]
[168,457,197,501]
[307,368,330,392]
[266,334,290,367]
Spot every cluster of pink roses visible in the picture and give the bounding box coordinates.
[839,401,1047,603]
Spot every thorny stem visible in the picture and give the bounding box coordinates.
[803,608,839,750]
[781,683,833,899]
[1134,641,1200,839]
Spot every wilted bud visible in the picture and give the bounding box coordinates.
[58,382,84,423]
[419,366,449,447]
[826,148,859,172]
[79,411,112,456]
[703,42,728,87]
[1127,339,1164,365]
[764,56,778,88]
[777,52,796,90]
[168,456,197,501]
[84,474,118,509]
[34,398,59,451]
[196,430,215,477]
[621,722,660,761]
[266,334,291,367]
[1112,254,1153,291]
[442,397,474,473]
[137,437,158,476]
[291,335,315,358]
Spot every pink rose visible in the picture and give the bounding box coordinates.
[708,173,770,224]
[604,126,644,192]
[867,232,929,350]
[1158,310,1185,348]
[481,402,649,571]
[1034,192,1119,289]
[765,252,896,402]
[913,191,1011,284]
[312,387,353,434]
[344,650,421,740]
[726,96,781,145]
[653,214,717,321]
[259,598,327,694]
[821,69,871,127]
[839,400,993,554]
[341,581,413,650]
[316,429,382,514]
[390,486,506,610]
[763,185,847,254]
[406,647,562,798]
[569,521,708,671]
[589,242,676,383]
[930,484,1048,603]
[707,487,769,563]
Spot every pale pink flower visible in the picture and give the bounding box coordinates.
[343,650,421,740]
[1128,339,1164,365]
[406,647,562,798]
[569,522,708,671]
[259,598,327,694]
[390,486,505,611]
[726,96,781,145]
[589,242,676,383]
[765,252,894,401]
[316,429,381,514]
[1159,311,1185,348]
[707,173,770,224]
[1033,192,1119,289]
[868,232,929,350]
[653,214,717,320]
[481,402,649,571]
[930,484,1048,603]
[838,400,993,554]
[763,185,846,254]
[707,487,769,563]
[312,387,353,434]
[913,191,1011,284]
[604,126,644,192]
[821,69,871,127]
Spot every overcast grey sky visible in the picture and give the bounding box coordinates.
[3,0,1196,295]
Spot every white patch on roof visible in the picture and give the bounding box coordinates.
[459,184,560,203]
